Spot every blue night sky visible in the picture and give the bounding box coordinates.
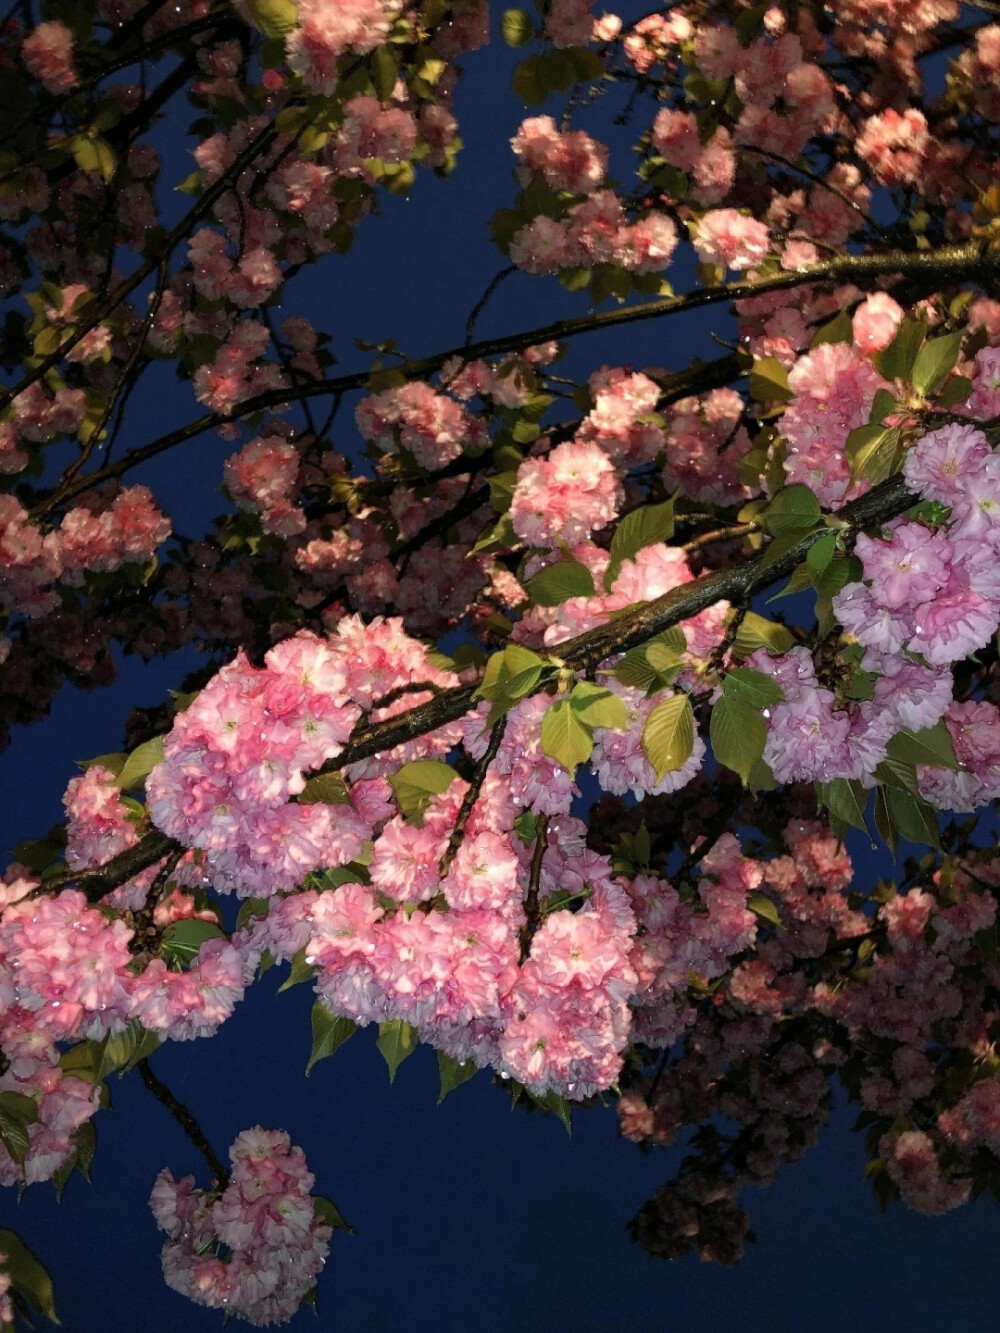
[3,7,1000,1330]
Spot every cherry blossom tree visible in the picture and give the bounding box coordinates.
[3,0,1000,1322]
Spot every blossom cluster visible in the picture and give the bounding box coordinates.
[146,621,456,896]
[0,486,170,617]
[150,1127,331,1327]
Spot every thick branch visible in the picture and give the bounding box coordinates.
[35,471,915,897]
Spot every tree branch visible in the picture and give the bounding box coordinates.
[137,1058,230,1188]
[39,471,916,898]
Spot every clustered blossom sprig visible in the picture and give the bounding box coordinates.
[150,1127,331,1327]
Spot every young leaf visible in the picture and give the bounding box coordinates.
[115,735,165,792]
[313,1195,354,1234]
[876,318,926,383]
[710,696,766,785]
[746,891,783,928]
[160,919,226,970]
[885,789,941,849]
[388,760,458,824]
[762,485,821,537]
[604,498,676,590]
[377,1019,418,1083]
[724,667,784,710]
[305,1003,357,1076]
[0,1229,58,1324]
[748,356,794,404]
[911,329,963,398]
[369,46,398,102]
[525,560,595,606]
[501,7,534,45]
[732,612,794,657]
[476,645,545,703]
[641,693,694,782]
[540,698,594,772]
[299,772,352,805]
[245,0,299,37]
[278,948,316,992]
[0,1092,37,1165]
[569,682,628,731]
[885,722,961,770]
[437,1051,477,1103]
[817,778,869,831]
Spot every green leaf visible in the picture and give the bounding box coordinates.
[724,667,784,710]
[763,485,821,537]
[885,722,961,770]
[160,919,226,969]
[886,788,941,849]
[748,356,794,404]
[115,735,164,792]
[613,629,686,691]
[847,425,902,485]
[875,318,926,384]
[513,810,538,845]
[540,698,593,773]
[476,645,546,706]
[529,1089,573,1135]
[245,0,298,35]
[71,135,116,181]
[501,7,534,45]
[388,760,457,824]
[809,309,853,348]
[569,682,627,731]
[874,787,898,856]
[563,46,604,81]
[732,612,794,657]
[77,751,127,777]
[868,388,897,425]
[538,47,578,92]
[305,1003,357,1076]
[817,778,869,831]
[558,266,591,292]
[437,1051,477,1103]
[710,696,766,785]
[511,54,547,104]
[299,772,352,805]
[313,1194,354,1234]
[471,513,517,554]
[71,1120,96,1184]
[59,1042,101,1084]
[806,530,837,576]
[93,1021,160,1080]
[236,897,270,931]
[278,948,316,992]
[604,498,676,590]
[525,560,595,606]
[912,330,963,398]
[936,374,974,408]
[746,891,783,928]
[641,693,694,782]
[369,46,398,102]
[873,757,919,794]
[0,1230,58,1324]
[0,1092,37,1165]
[377,1019,418,1083]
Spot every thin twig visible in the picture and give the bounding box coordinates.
[137,1059,230,1188]
[439,715,508,878]
[518,815,550,961]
